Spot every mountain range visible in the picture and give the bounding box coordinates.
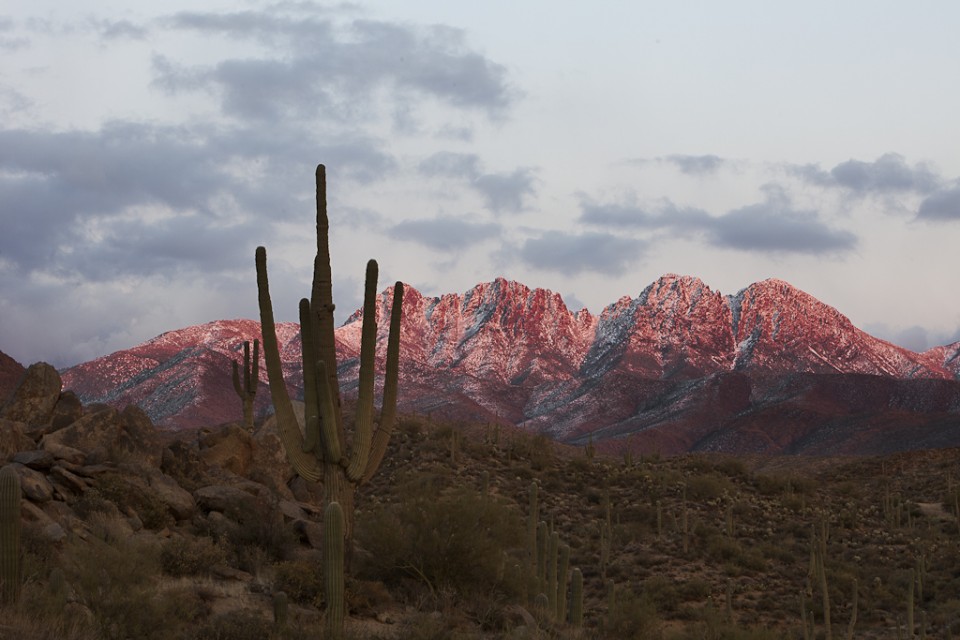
[31,274,960,456]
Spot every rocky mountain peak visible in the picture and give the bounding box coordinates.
[55,274,959,436]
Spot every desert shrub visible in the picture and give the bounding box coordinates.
[192,610,274,640]
[64,534,194,640]
[273,559,323,605]
[706,537,743,564]
[603,587,661,638]
[751,473,803,497]
[356,486,524,601]
[687,473,733,500]
[199,498,297,571]
[160,535,229,577]
[643,576,712,615]
[73,488,121,519]
[94,473,170,529]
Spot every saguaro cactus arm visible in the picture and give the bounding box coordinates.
[362,280,404,484]
[256,246,322,482]
[345,260,380,482]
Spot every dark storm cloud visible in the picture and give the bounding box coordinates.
[791,153,941,194]
[156,9,513,123]
[663,154,725,175]
[916,186,960,221]
[390,217,501,251]
[579,191,856,256]
[518,231,645,276]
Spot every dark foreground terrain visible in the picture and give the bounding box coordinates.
[2,363,959,639]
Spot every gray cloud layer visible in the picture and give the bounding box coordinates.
[791,153,941,195]
[0,5,518,367]
[418,151,538,214]
[917,186,960,221]
[662,154,726,175]
[154,10,513,123]
[580,191,857,255]
[390,217,501,251]
[518,231,645,276]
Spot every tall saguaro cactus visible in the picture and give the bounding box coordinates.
[256,164,403,544]
[257,166,403,638]
[232,339,259,430]
[0,465,21,604]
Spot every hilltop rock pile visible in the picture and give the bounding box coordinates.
[0,362,333,629]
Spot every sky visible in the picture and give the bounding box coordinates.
[2,1,960,369]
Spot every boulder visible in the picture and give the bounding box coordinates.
[41,441,86,466]
[291,519,324,549]
[147,471,196,520]
[250,419,297,499]
[199,424,254,475]
[50,391,84,432]
[117,405,162,467]
[0,363,62,427]
[49,465,89,494]
[11,449,56,470]
[42,406,122,461]
[8,462,54,503]
[0,419,35,462]
[193,483,261,518]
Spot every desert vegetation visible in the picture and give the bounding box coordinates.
[3,379,960,639]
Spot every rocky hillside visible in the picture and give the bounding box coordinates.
[57,275,960,455]
[3,362,960,639]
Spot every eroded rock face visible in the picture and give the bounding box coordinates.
[0,419,35,463]
[41,406,122,463]
[1,363,62,428]
[50,391,84,432]
[8,462,55,503]
[147,471,196,521]
[118,405,163,468]
[199,424,254,475]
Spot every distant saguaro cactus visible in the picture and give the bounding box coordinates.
[231,339,259,430]
[0,465,21,604]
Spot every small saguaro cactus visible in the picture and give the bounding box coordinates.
[273,591,288,628]
[231,339,259,430]
[570,568,584,626]
[527,481,539,573]
[557,543,570,623]
[0,465,22,604]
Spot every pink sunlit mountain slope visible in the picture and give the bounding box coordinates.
[56,275,960,456]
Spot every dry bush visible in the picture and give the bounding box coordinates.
[356,484,524,604]
[160,535,229,577]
